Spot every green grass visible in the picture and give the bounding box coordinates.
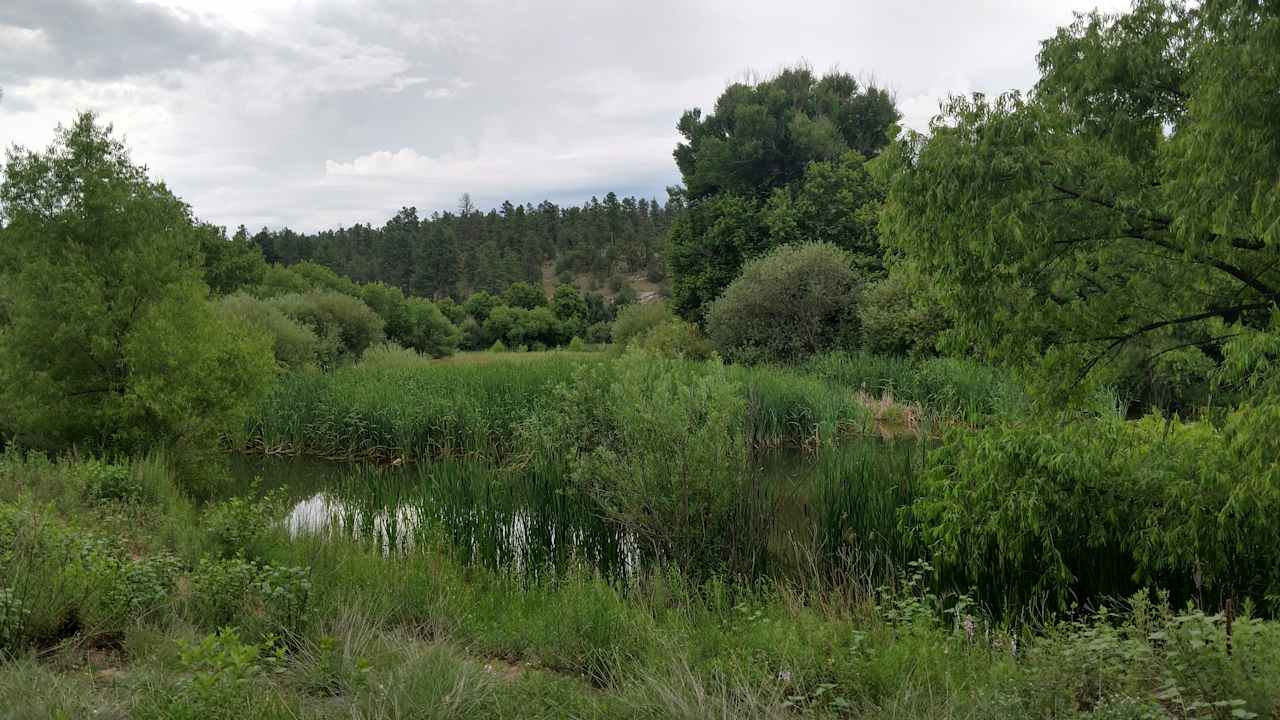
[801,351,1029,423]
[240,352,881,462]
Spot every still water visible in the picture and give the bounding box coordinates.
[229,440,920,582]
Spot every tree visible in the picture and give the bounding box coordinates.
[705,243,861,364]
[0,113,276,451]
[402,298,460,357]
[359,282,412,343]
[267,291,384,363]
[503,281,547,309]
[674,66,898,201]
[879,0,1280,407]
[199,224,267,294]
[667,66,899,322]
[763,152,884,276]
[668,193,766,320]
[464,290,500,323]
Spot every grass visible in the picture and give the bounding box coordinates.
[3,450,1280,718]
[239,351,886,462]
[801,351,1029,424]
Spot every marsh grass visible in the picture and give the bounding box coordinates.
[4,451,1280,718]
[241,352,882,463]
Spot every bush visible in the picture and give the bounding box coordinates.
[912,413,1280,614]
[187,557,311,635]
[79,460,143,505]
[504,282,547,309]
[218,293,327,370]
[402,298,460,357]
[525,353,772,577]
[633,318,715,360]
[203,491,282,561]
[706,242,861,365]
[135,628,293,720]
[357,342,433,371]
[586,321,613,345]
[267,291,385,363]
[612,301,672,349]
[858,272,949,357]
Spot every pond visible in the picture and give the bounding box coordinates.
[228,438,922,583]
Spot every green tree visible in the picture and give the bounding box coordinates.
[463,290,500,323]
[705,243,861,364]
[763,152,884,276]
[0,113,276,451]
[674,66,898,200]
[668,66,899,322]
[503,281,547,309]
[667,193,765,320]
[358,282,412,343]
[267,291,384,363]
[880,0,1280,407]
[199,224,267,295]
[402,298,460,358]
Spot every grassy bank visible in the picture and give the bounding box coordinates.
[4,450,1279,719]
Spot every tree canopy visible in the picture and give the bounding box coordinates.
[0,113,276,451]
[880,0,1280,407]
[668,66,898,322]
[675,66,898,201]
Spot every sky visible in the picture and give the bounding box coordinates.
[0,0,1131,232]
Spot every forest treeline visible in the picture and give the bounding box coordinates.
[243,193,677,300]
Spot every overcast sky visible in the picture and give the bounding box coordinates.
[0,0,1130,232]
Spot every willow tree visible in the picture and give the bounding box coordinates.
[881,0,1280,408]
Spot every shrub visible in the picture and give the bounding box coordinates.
[633,318,715,361]
[203,491,282,561]
[79,460,143,505]
[218,293,327,370]
[912,413,1280,614]
[612,301,672,349]
[857,272,948,357]
[187,557,312,634]
[526,353,772,577]
[402,298,460,357]
[357,342,433,371]
[135,628,292,720]
[267,291,384,363]
[706,242,861,365]
[567,336,588,352]
[586,321,612,345]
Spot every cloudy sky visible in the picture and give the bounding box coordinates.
[1,0,1129,232]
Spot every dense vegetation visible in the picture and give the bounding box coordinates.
[2,0,1280,716]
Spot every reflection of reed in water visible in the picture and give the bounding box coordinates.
[284,490,641,580]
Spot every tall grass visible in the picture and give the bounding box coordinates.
[801,351,1029,423]
[239,359,590,461]
[240,353,879,462]
[811,439,924,580]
